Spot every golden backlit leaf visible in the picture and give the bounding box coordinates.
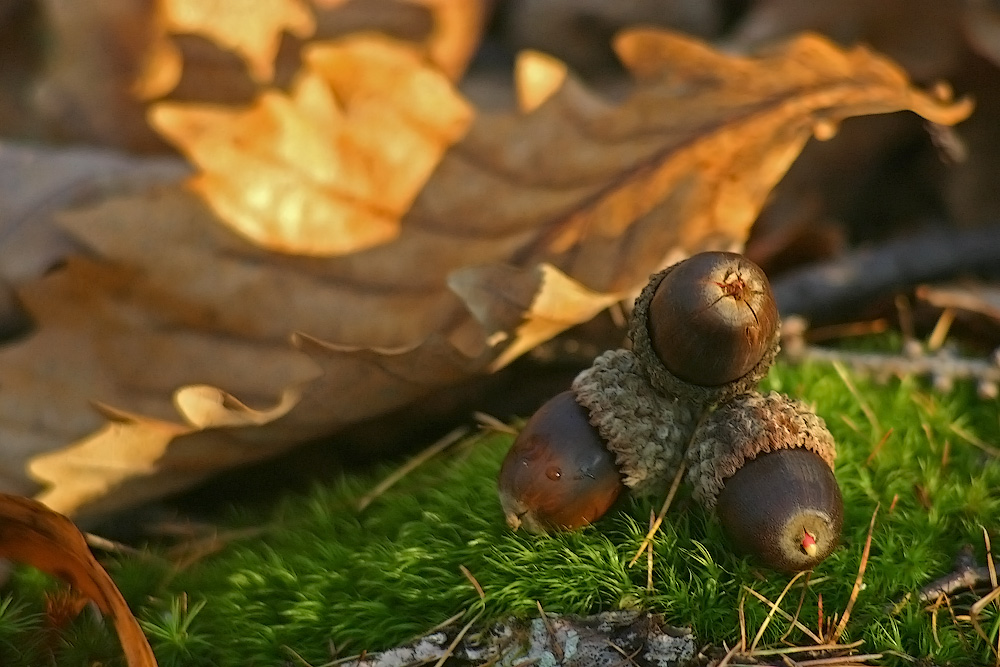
[0,494,157,667]
[515,50,568,113]
[31,0,484,151]
[0,31,973,517]
[150,35,474,255]
[449,263,626,371]
[158,0,315,82]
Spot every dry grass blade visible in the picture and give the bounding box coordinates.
[927,307,957,351]
[864,428,893,466]
[969,587,1000,656]
[646,509,655,591]
[432,609,483,667]
[716,642,741,667]
[605,639,643,667]
[950,423,1000,458]
[459,564,485,601]
[833,362,881,436]
[474,412,517,435]
[738,590,748,651]
[628,461,686,567]
[831,505,879,643]
[356,426,468,511]
[984,526,998,589]
[535,601,564,663]
[751,571,809,651]
[781,571,813,642]
[743,586,824,645]
[795,655,882,666]
[751,640,866,656]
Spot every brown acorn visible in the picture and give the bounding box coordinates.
[717,449,843,572]
[688,392,843,571]
[629,251,780,406]
[498,391,625,533]
[648,251,778,386]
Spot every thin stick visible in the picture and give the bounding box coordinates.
[432,610,483,667]
[831,505,879,643]
[460,565,485,601]
[743,587,823,645]
[833,362,881,436]
[751,571,808,651]
[629,462,686,567]
[356,426,468,511]
[535,601,564,663]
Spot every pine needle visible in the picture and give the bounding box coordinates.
[743,586,823,645]
[833,361,881,436]
[831,504,879,644]
[356,426,468,511]
[751,571,808,651]
[629,461,686,567]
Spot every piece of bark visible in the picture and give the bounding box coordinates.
[339,610,696,667]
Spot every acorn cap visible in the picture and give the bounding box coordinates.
[629,262,780,408]
[686,392,837,509]
[572,349,698,496]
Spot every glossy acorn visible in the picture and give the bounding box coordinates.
[630,251,780,406]
[688,392,843,571]
[498,391,625,533]
[716,449,843,572]
[649,251,778,385]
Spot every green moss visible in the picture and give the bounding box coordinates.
[6,358,1000,666]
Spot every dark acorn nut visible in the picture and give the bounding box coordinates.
[687,392,843,571]
[498,391,625,533]
[647,251,778,387]
[716,449,844,573]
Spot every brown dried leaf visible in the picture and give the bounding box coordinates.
[157,0,315,82]
[0,493,157,667]
[449,263,626,371]
[150,36,474,254]
[29,0,485,151]
[2,30,972,517]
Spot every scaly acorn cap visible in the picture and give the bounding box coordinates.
[629,261,780,409]
[686,391,837,509]
[572,349,698,496]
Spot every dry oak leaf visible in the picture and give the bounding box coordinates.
[2,30,972,518]
[0,493,157,666]
[151,35,473,255]
[156,0,315,83]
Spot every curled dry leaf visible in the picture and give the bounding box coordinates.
[0,493,157,667]
[0,30,972,517]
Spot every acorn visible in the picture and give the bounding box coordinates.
[688,392,844,571]
[630,251,780,407]
[498,391,625,533]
